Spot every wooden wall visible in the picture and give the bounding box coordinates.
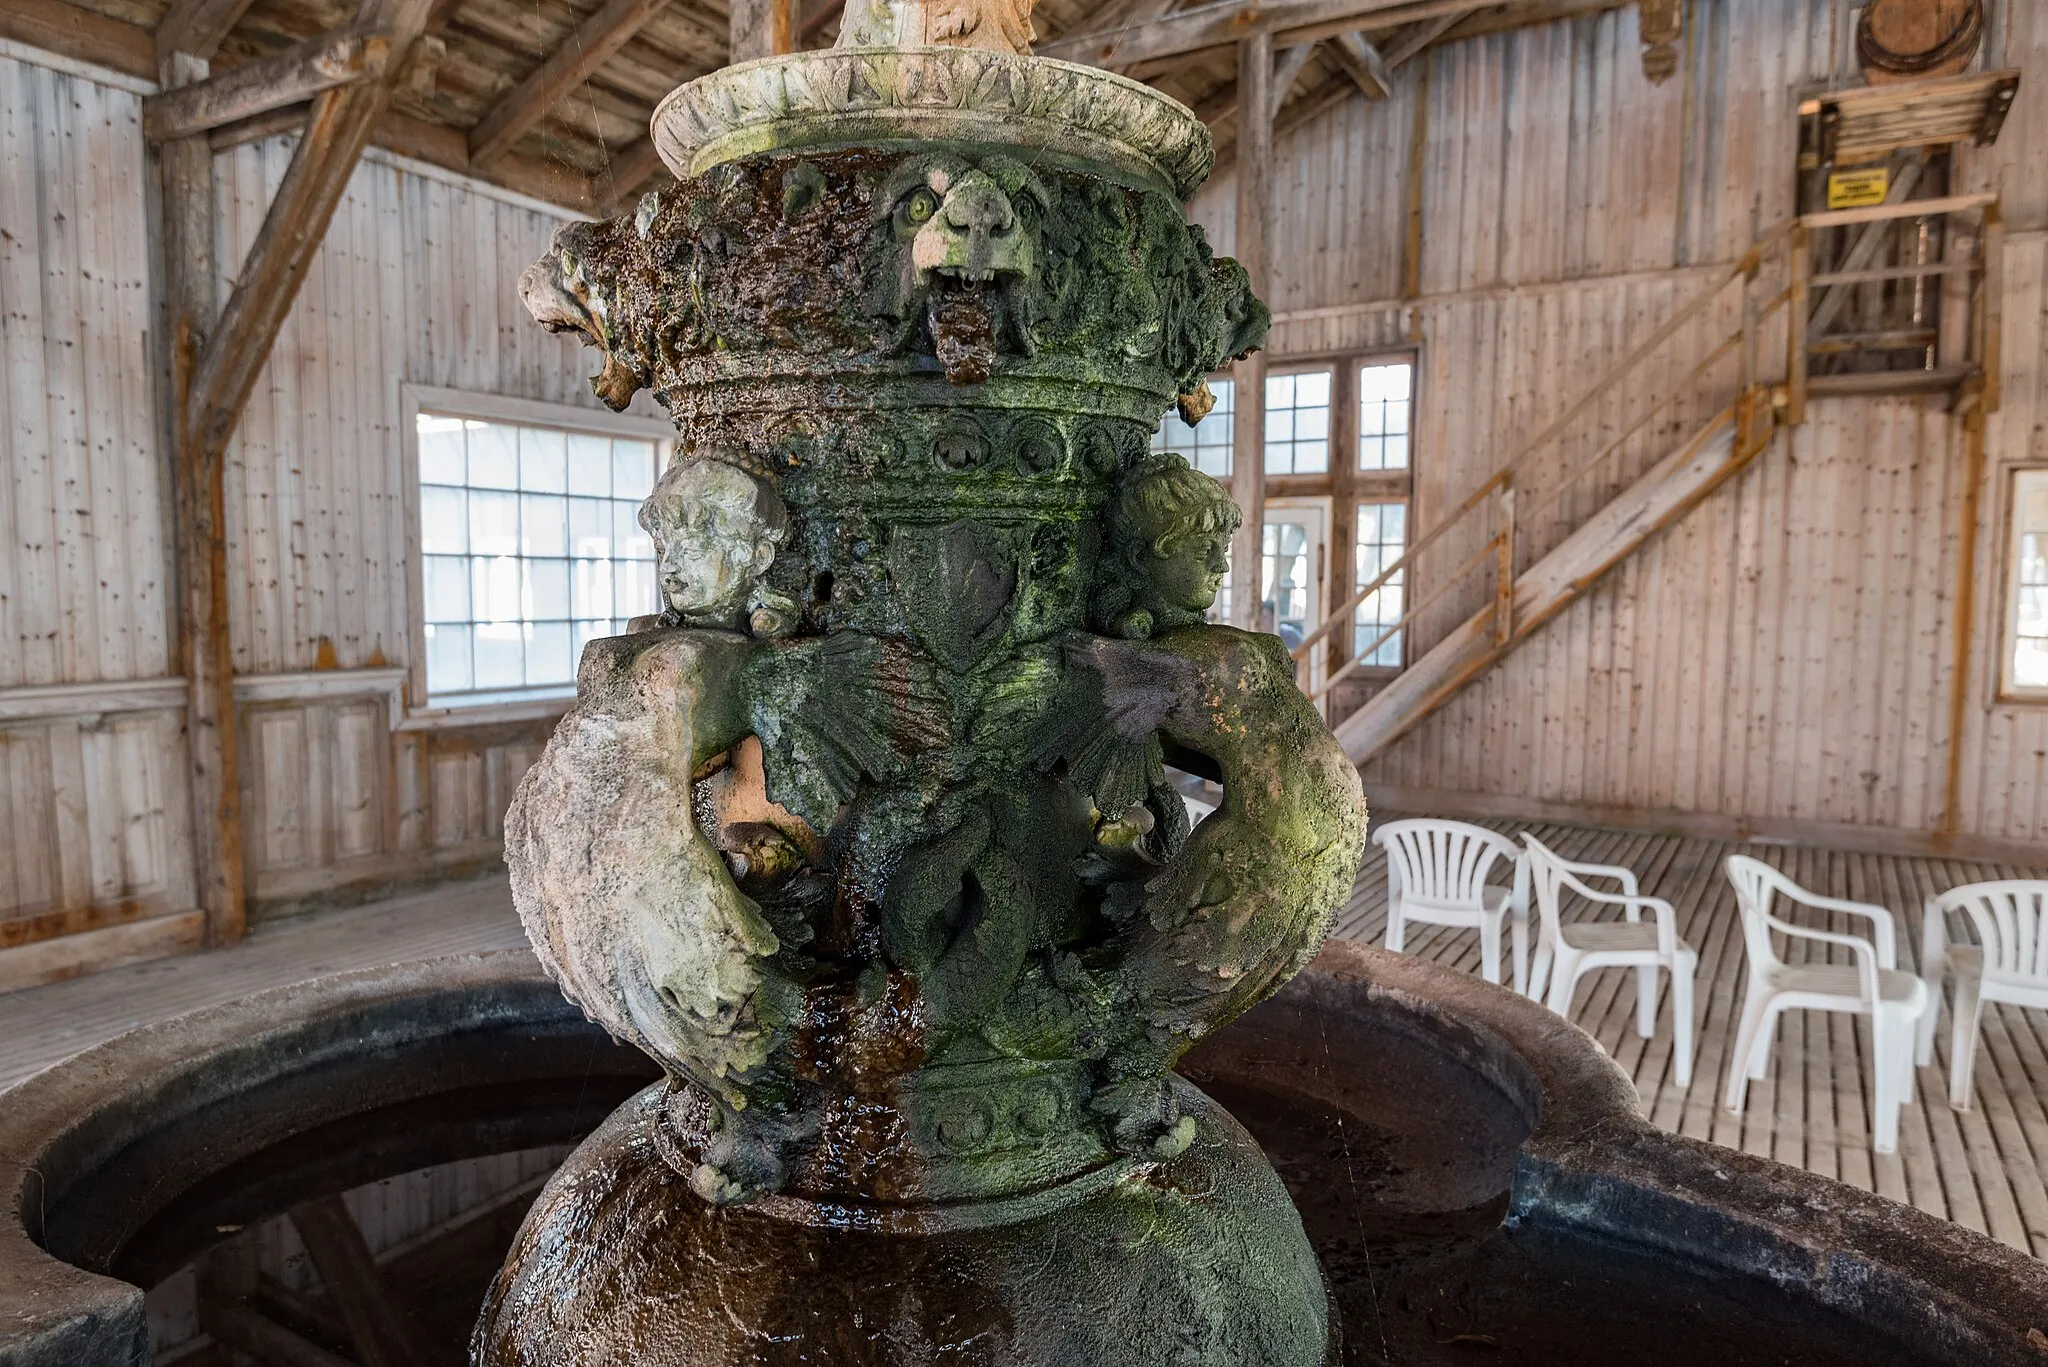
[0,44,200,987]
[0,38,624,987]
[3,2,2043,987]
[210,132,634,916]
[1191,0,2048,858]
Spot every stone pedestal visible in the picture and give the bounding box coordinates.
[479,43,1365,1366]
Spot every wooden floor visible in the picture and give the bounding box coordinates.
[0,875,528,1093]
[1335,818,2048,1259]
[4,822,2048,1258]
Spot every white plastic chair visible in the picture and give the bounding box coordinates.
[1723,855,1929,1153]
[1917,881,2048,1111]
[1522,835,1696,1087]
[1373,819,1528,992]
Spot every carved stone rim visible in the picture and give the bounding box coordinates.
[650,47,1214,200]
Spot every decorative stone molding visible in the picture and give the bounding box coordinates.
[651,47,1214,200]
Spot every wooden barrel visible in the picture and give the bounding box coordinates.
[1857,0,1984,84]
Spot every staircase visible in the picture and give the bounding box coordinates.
[1293,196,2003,768]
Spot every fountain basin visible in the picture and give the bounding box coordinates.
[2,943,2042,1365]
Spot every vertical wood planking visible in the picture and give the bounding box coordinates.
[1188,1,2047,851]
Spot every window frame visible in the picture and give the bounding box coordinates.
[1356,356,1416,476]
[1153,349,1420,681]
[1999,464,2048,704]
[1352,496,1410,672]
[1260,364,1336,477]
[399,385,676,723]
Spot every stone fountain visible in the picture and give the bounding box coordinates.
[478,8,1364,1362]
[9,8,2048,1367]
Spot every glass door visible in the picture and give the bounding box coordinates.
[1259,499,1327,694]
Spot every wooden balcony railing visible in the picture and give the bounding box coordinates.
[1290,192,2001,716]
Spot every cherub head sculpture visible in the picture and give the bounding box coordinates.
[638,458,796,635]
[1096,451,1242,639]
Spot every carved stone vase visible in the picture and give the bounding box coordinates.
[474,44,1368,1366]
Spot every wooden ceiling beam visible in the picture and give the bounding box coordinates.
[144,21,390,143]
[1041,0,1514,70]
[1326,29,1389,98]
[467,0,673,169]
[1378,9,1462,65]
[598,136,669,213]
[799,0,843,44]
[376,109,598,208]
[156,0,260,62]
[1269,41,1319,121]
[0,0,155,81]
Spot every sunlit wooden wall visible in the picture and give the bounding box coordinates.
[1189,0,2048,858]
[2,1,2044,990]
[0,39,632,987]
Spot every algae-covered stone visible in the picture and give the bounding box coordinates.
[490,43,1363,1367]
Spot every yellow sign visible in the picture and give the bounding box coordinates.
[1827,167,1891,209]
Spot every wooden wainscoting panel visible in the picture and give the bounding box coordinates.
[248,706,312,871]
[333,701,387,861]
[0,909,205,994]
[0,709,198,966]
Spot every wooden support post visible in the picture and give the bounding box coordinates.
[1979,202,2003,413]
[167,0,431,947]
[1400,49,1429,300]
[730,0,796,63]
[159,50,246,949]
[1493,481,1515,647]
[290,1196,432,1367]
[1941,402,1987,837]
[1326,362,1360,698]
[1229,31,1273,632]
[1787,223,1808,425]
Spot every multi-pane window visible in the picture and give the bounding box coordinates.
[1360,361,1412,470]
[1152,371,1335,478]
[417,412,664,703]
[1152,378,1235,477]
[1264,370,1331,475]
[2008,469,2048,696]
[1354,501,1407,667]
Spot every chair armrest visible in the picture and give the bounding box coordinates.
[1561,859,1641,897]
[1819,897,1900,969]
[1554,869,1651,911]
[1766,913,1881,1001]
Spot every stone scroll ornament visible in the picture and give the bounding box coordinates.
[481,26,1366,1367]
